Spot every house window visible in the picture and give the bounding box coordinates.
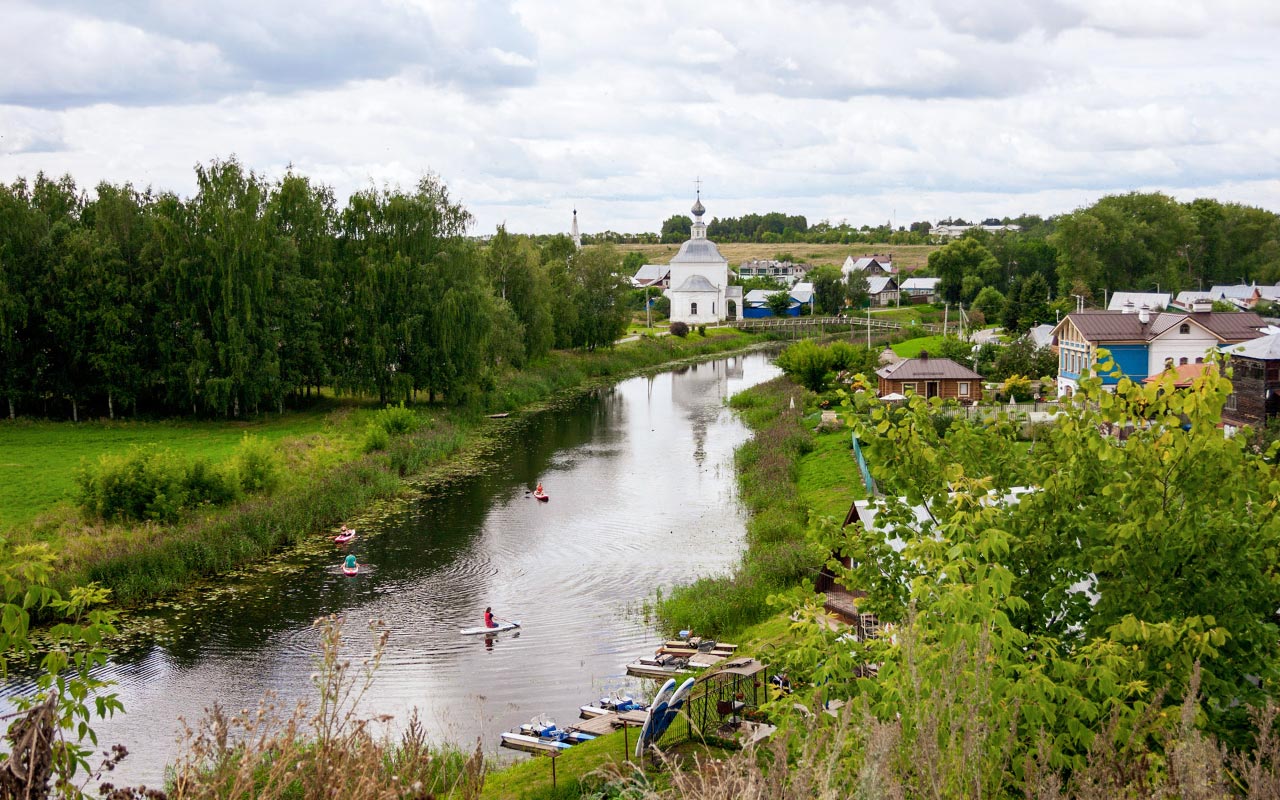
[1179,323,1190,334]
[958,382,970,396]
[690,302,698,315]
[1195,357,1204,364]
[1179,357,1189,366]
[902,383,916,394]
[1226,393,1238,411]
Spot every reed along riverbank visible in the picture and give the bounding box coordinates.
[8,329,767,605]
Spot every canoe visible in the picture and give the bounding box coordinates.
[334,530,356,543]
[342,565,359,576]
[460,620,521,636]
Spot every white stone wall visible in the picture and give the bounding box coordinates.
[1147,325,1220,372]
[666,287,722,324]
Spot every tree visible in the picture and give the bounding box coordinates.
[811,267,846,315]
[1016,272,1052,332]
[765,291,792,317]
[970,286,1006,323]
[929,237,1000,304]
[845,271,869,309]
[660,214,692,243]
[775,339,836,392]
[565,244,630,350]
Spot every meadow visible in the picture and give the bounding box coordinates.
[618,241,938,271]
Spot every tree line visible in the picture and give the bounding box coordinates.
[0,159,631,420]
[921,193,1280,332]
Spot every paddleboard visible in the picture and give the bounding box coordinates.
[342,565,359,576]
[650,677,696,741]
[460,621,521,635]
[334,529,356,543]
[635,678,677,759]
[533,493,549,502]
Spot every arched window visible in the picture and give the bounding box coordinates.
[1179,323,1190,334]
[1179,357,1189,365]
[690,302,698,316]
[712,302,716,315]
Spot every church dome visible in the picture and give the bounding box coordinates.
[691,196,705,217]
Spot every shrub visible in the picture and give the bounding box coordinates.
[184,457,241,508]
[76,448,181,522]
[232,435,282,494]
[698,324,707,336]
[670,321,690,337]
[373,403,419,435]
[363,424,391,453]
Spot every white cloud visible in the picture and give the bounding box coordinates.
[0,0,1277,234]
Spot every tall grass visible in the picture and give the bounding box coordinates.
[657,377,820,638]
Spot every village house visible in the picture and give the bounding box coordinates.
[876,353,983,402]
[1221,332,1280,430]
[866,276,899,307]
[1051,304,1266,395]
[898,276,940,304]
[841,254,895,278]
[738,259,807,286]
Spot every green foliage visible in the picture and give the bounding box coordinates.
[0,542,121,793]
[1001,373,1034,401]
[775,340,837,392]
[697,324,707,336]
[775,350,1280,789]
[372,403,420,436]
[765,291,792,317]
[928,237,1001,304]
[231,435,282,494]
[75,447,241,523]
[660,214,692,243]
[809,266,845,315]
[970,285,1006,322]
[362,424,391,453]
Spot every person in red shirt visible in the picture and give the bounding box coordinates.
[485,607,497,628]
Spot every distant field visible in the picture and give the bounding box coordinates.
[618,242,939,271]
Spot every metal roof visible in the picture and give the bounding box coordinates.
[1223,331,1280,360]
[900,277,940,290]
[1055,310,1265,344]
[1107,292,1171,311]
[669,239,727,264]
[867,276,897,294]
[671,274,718,292]
[877,356,983,381]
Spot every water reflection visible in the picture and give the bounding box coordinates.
[4,352,780,786]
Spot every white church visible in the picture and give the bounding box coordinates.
[654,191,741,325]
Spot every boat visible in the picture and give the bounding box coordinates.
[486,412,511,419]
[342,564,359,576]
[634,679,677,758]
[334,529,356,544]
[532,490,549,502]
[580,693,647,719]
[501,716,596,754]
[460,620,521,636]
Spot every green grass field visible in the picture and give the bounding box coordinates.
[890,335,947,358]
[0,405,374,531]
[797,423,866,520]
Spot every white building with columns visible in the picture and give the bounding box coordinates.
[663,191,741,324]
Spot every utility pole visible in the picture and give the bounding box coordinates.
[867,306,871,348]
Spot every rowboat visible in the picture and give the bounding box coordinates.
[500,716,595,753]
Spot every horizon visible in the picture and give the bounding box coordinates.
[2,1,1278,235]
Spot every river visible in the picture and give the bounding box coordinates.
[14,352,781,787]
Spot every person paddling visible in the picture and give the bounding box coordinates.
[535,483,544,495]
[485,606,499,628]
[344,554,358,571]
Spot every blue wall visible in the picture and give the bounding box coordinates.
[742,304,801,318]
[1097,344,1148,384]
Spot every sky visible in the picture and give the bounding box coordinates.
[1,0,1278,235]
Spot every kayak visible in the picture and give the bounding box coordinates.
[334,529,356,543]
[460,620,521,635]
[342,565,359,576]
[533,492,549,502]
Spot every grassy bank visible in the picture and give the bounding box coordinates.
[4,329,767,605]
[656,376,822,637]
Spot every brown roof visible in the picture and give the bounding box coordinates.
[877,356,983,381]
[1057,310,1265,344]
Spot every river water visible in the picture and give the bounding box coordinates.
[18,352,780,787]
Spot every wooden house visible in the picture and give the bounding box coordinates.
[876,354,983,402]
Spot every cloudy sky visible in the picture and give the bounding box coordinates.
[2,0,1278,234]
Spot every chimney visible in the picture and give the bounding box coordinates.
[1122,299,1135,314]
[1138,305,1150,324]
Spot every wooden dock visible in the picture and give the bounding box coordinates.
[568,708,647,737]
